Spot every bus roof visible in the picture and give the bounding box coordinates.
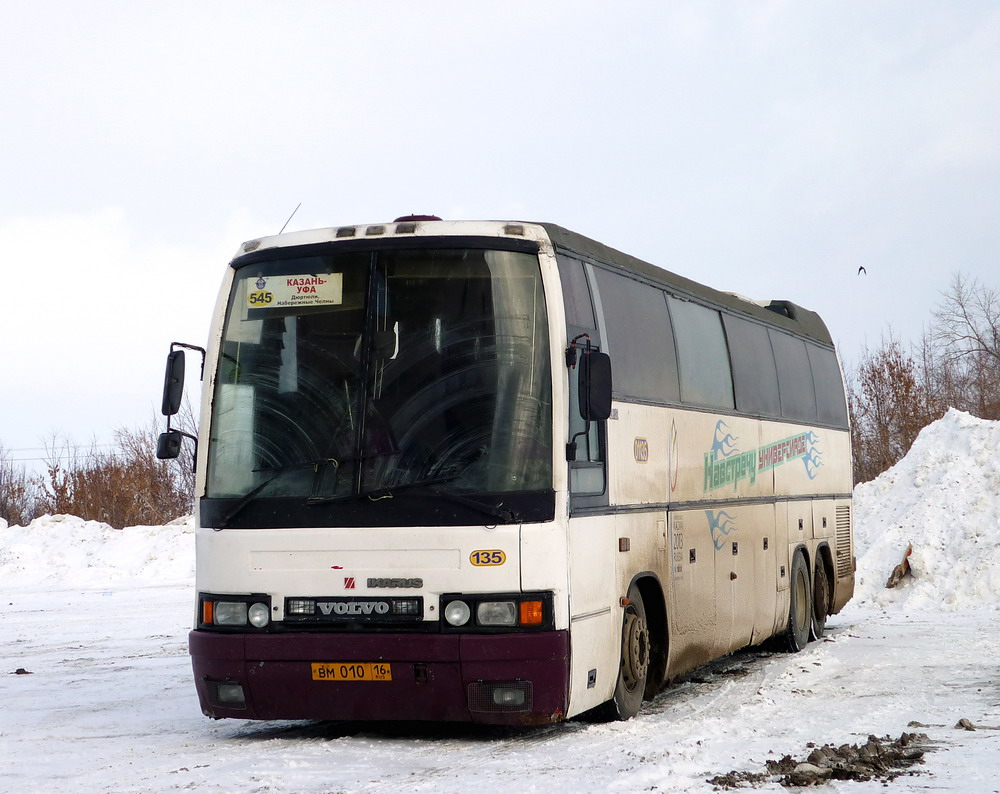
[233,219,835,348]
[539,222,836,348]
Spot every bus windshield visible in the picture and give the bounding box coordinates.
[204,245,552,522]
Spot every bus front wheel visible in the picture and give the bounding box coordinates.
[785,551,812,652]
[595,583,650,721]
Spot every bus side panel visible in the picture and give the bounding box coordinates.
[519,521,572,631]
[606,403,669,506]
[787,500,813,554]
[666,509,718,679]
[671,412,773,507]
[695,502,779,656]
[771,424,851,499]
[565,514,620,716]
[709,505,752,656]
[772,500,791,637]
[748,503,779,647]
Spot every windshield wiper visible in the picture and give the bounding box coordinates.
[216,458,339,529]
[422,488,521,524]
[306,473,458,505]
[307,473,520,524]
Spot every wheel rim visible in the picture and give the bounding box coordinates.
[814,566,829,622]
[794,569,809,632]
[621,608,649,691]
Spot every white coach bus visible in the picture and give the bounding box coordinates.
[158,217,854,725]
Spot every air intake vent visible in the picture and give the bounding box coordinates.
[835,505,852,579]
[766,300,798,320]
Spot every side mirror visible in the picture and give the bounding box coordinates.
[161,350,186,416]
[579,351,612,421]
[156,429,183,460]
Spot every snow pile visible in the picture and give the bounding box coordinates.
[0,513,194,590]
[851,408,1000,612]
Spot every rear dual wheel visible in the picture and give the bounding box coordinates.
[811,560,830,641]
[785,551,812,652]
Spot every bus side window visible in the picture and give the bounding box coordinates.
[723,313,781,416]
[558,255,606,498]
[568,351,605,494]
[592,269,679,403]
[770,330,818,423]
[807,343,849,428]
[668,297,735,410]
[557,254,596,329]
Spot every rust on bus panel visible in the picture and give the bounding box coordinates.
[513,709,566,726]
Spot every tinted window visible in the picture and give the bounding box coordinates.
[592,269,679,402]
[807,344,849,427]
[769,330,817,422]
[556,255,596,329]
[723,314,781,416]
[669,297,734,409]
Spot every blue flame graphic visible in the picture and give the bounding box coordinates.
[710,420,739,461]
[706,509,738,550]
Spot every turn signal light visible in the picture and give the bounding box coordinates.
[519,600,544,626]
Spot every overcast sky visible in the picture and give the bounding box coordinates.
[2,1,998,464]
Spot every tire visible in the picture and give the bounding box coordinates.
[810,559,830,641]
[785,551,812,652]
[593,583,650,721]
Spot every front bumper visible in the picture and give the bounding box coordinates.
[189,629,569,725]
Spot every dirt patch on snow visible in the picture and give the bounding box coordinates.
[708,731,930,788]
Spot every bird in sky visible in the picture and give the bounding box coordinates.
[858,266,867,275]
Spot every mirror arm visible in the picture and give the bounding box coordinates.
[565,333,591,369]
[158,341,205,469]
[172,429,199,444]
[170,341,207,380]
[158,426,198,470]
[566,425,591,462]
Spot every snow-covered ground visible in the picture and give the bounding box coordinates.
[3,408,1000,793]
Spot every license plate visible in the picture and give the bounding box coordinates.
[311,662,392,682]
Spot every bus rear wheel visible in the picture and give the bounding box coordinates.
[594,583,649,721]
[785,551,812,652]
[811,559,830,640]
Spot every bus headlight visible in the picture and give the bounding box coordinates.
[214,601,248,626]
[444,600,471,626]
[477,601,517,626]
[248,602,270,628]
[439,592,553,631]
[200,594,272,629]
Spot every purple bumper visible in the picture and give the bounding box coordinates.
[189,629,569,725]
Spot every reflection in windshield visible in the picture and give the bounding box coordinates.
[205,246,552,514]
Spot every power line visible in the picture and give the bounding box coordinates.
[4,448,162,464]
[6,444,117,452]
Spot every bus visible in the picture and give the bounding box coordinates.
[158,217,854,725]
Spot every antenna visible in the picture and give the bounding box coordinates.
[279,202,302,234]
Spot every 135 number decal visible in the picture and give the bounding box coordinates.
[470,550,506,566]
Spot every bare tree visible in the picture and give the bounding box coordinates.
[0,442,38,527]
[848,335,939,483]
[37,417,195,528]
[932,273,1000,419]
